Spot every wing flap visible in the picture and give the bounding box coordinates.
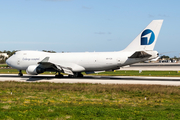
[62,67,74,75]
[53,64,74,75]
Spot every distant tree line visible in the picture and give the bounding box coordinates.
[0,50,17,57]
[0,55,7,64]
[0,50,17,64]
[42,50,56,53]
[160,55,180,60]
[160,55,170,59]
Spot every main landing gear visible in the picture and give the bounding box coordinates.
[68,72,83,78]
[18,70,23,76]
[55,72,83,78]
[55,72,64,78]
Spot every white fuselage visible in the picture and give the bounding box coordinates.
[6,50,157,73]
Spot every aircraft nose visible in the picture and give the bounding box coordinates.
[6,57,12,67]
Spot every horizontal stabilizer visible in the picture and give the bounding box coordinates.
[129,51,151,58]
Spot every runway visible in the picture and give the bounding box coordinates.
[120,63,180,71]
[0,74,180,86]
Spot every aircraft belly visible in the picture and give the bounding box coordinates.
[82,63,118,71]
[76,54,121,71]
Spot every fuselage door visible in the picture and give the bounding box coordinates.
[117,58,120,63]
[117,57,121,64]
[17,58,20,65]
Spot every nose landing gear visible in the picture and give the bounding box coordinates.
[18,70,23,76]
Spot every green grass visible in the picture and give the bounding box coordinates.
[0,82,180,119]
[1,68,180,77]
[92,70,180,77]
[0,64,9,67]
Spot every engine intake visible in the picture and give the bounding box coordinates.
[26,65,44,75]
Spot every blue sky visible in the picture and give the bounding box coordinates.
[0,0,180,57]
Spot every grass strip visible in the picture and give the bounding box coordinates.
[0,82,180,119]
[93,70,180,77]
[1,69,180,77]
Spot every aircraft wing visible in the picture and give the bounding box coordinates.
[38,57,84,75]
[128,51,152,58]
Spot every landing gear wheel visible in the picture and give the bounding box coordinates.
[18,70,23,76]
[68,75,74,78]
[77,73,83,77]
[18,73,23,76]
[68,72,83,78]
[55,74,63,78]
[55,72,63,78]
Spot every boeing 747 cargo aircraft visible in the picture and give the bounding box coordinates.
[6,20,163,77]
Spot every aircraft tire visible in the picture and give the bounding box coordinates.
[55,74,63,78]
[68,73,83,78]
[18,73,23,76]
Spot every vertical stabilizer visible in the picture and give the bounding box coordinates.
[124,20,163,51]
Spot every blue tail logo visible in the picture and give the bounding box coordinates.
[141,29,155,45]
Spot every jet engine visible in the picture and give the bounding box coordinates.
[26,65,45,75]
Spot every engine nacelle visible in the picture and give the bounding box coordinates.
[26,65,44,75]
